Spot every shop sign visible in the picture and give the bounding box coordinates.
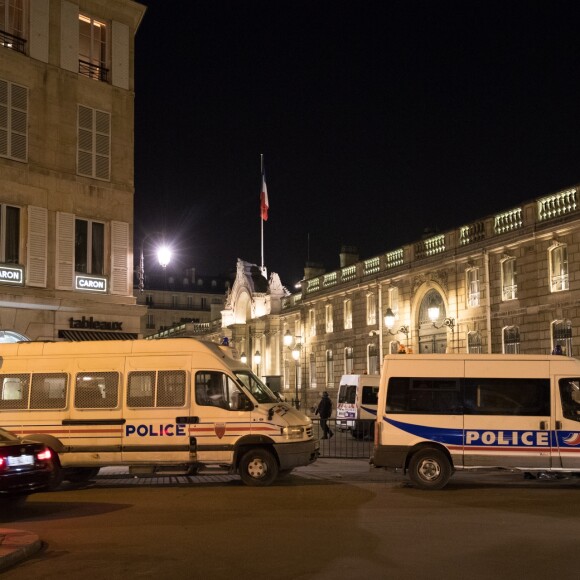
[0,264,24,286]
[75,275,107,293]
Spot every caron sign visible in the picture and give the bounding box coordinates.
[0,265,24,286]
[75,275,108,293]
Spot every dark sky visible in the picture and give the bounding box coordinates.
[134,0,580,287]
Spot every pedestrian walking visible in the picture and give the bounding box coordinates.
[315,391,333,439]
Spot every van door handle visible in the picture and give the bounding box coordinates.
[555,421,563,430]
[176,416,199,424]
[540,421,549,430]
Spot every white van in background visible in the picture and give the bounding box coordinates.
[336,374,379,439]
[372,354,580,490]
[0,338,318,488]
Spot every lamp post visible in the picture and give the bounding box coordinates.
[240,352,247,365]
[291,342,301,409]
[254,350,261,379]
[138,234,172,293]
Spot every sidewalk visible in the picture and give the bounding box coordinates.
[0,528,42,572]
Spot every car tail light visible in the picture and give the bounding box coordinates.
[37,448,52,461]
[0,456,5,470]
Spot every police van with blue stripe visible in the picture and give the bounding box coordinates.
[371,354,580,489]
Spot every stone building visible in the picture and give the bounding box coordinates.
[222,186,580,414]
[0,0,146,340]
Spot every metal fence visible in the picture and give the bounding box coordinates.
[312,418,374,459]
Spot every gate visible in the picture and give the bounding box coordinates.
[313,418,374,458]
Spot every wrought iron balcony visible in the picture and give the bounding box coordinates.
[0,30,26,54]
[79,59,109,82]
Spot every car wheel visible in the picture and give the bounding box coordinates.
[47,454,64,491]
[239,449,279,486]
[408,448,452,490]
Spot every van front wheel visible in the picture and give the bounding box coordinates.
[239,449,278,487]
[408,448,451,490]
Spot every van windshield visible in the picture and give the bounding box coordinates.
[338,384,356,404]
[235,371,278,404]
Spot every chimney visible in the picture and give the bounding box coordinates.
[303,261,325,281]
[339,245,359,267]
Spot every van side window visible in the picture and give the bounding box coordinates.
[386,378,461,414]
[339,385,356,405]
[30,373,68,409]
[75,372,119,409]
[0,374,29,409]
[559,379,580,422]
[464,378,550,416]
[195,371,248,411]
[361,386,379,405]
[127,370,187,408]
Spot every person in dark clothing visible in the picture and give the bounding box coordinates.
[315,391,333,439]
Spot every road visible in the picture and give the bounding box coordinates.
[1,460,580,580]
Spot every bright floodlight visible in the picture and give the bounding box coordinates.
[157,245,171,268]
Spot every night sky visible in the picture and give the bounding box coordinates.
[134,1,580,287]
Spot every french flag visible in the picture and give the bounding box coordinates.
[260,167,269,221]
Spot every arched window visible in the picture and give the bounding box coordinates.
[467,331,482,354]
[549,243,569,292]
[502,326,520,354]
[325,350,334,388]
[501,256,517,301]
[344,346,354,374]
[466,267,480,307]
[367,343,379,375]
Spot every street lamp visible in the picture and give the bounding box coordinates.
[427,305,455,351]
[384,308,410,340]
[283,330,294,348]
[240,352,247,365]
[254,350,261,378]
[138,234,172,293]
[291,342,301,409]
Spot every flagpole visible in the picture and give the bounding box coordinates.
[260,154,264,273]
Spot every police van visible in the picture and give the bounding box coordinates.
[371,354,580,489]
[0,338,318,487]
[336,374,379,439]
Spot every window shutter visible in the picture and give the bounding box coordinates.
[0,80,28,162]
[111,21,129,90]
[78,105,110,180]
[94,110,111,180]
[56,211,74,290]
[110,220,129,295]
[29,0,50,63]
[26,206,48,287]
[0,79,7,157]
[60,0,79,73]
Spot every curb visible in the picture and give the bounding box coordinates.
[0,529,42,572]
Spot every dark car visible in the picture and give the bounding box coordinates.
[0,427,54,503]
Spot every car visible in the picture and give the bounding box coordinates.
[0,427,54,503]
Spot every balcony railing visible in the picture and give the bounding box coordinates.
[0,30,26,54]
[79,59,109,82]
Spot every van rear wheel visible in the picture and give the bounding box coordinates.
[239,449,278,487]
[408,448,451,490]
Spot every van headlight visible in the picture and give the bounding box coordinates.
[281,426,304,439]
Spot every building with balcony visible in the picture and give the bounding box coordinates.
[221,186,580,414]
[0,0,146,341]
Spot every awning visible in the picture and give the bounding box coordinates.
[58,330,138,341]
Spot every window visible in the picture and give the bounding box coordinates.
[0,374,29,409]
[366,293,376,325]
[388,287,399,314]
[75,372,119,409]
[127,370,186,408]
[467,331,482,354]
[195,371,251,410]
[344,347,354,374]
[361,386,379,405]
[325,350,334,388]
[77,105,111,180]
[367,343,379,375]
[325,304,333,333]
[0,0,26,53]
[501,257,517,301]
[464,378,550,416]
[466,268,480,307]
[172,295,178,308]
[559,379,580,422]
[201,297,207,309]
[146,313,155,329]
[187,296,193,308]
[75,218,104,275]
[309,353,317,388]
[549,244,568,292]
[79,13,109,81]
[386,378,461,414]
[0,78,28,161]
[0,204,20,263]
[502,326,520,354]
[552,320,572,356]
[29,373,67,409]
[308,308,316,337]
[344,299,352,330]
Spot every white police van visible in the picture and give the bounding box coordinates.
[372,354,580,489]
[336,374,379,438]
[0,338,318,487]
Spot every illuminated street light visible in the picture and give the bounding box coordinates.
[138,234,172,293]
